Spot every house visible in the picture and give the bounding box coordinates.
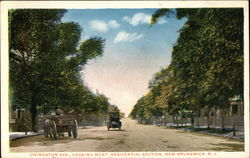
[194,95,244,131]
[9,106,32,132]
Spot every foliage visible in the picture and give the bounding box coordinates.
[9,9,110,131]
[131,8,243,128]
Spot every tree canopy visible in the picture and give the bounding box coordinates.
[131,8,243,128]
[9,9,110,131]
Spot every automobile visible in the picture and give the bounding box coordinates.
[107,112,122,131]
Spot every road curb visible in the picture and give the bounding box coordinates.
[182,128,244,141]
[162,126,244,141]
[10,133,44,141]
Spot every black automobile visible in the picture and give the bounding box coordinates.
[107,112,122,131]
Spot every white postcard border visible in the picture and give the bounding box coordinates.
[1,1,249,158]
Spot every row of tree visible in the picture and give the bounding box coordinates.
[130,8,244,129]
[9,9,111,131]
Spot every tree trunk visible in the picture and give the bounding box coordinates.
[176,115,179,127]
[164,113,167,126]
[43,103,46,115]
[30,92,37,132]
[221,109,225,130]
[206,115,210,129]
[197,117,200,128]
[191,117,194,127]
[184,115,187,127]
[232,116,236,136]
[172,115,175,124]
[206,108,210,129]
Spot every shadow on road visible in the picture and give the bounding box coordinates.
[78,137,114,141]
[107,129,127,132]
[209,142,244,151]
[10,135,78,147]
[10,134,116,148]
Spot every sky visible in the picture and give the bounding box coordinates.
[62,9,186,116]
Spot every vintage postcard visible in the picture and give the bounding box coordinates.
[1,1,249,158]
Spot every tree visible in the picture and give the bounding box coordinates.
[150,8,243,129]
[9,9,108,131]
[132,8,243,129]
[10,9,67,131]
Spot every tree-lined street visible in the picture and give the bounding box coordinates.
[7,7,245,154]
[10,118,244,152]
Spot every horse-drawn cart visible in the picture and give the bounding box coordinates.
[43,114,78,140]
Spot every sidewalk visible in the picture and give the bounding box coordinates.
[156,123,244,140]
[10,130,43,140]
[10,126,91,140]
[182,127,244,140]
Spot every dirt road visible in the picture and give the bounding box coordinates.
[10,118,244,152]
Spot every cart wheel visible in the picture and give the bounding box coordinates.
[52,121,58,140]
[73,120,78,138]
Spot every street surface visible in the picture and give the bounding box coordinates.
[10,118,244,152]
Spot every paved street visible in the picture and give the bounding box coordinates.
[10,118,244,152]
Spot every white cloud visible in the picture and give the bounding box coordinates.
[123,12,151,26]
[89,20,120,33]
[108,20,120,29]
[88,20,108,33]
[113,31,143,43]
[123,12,167,26]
